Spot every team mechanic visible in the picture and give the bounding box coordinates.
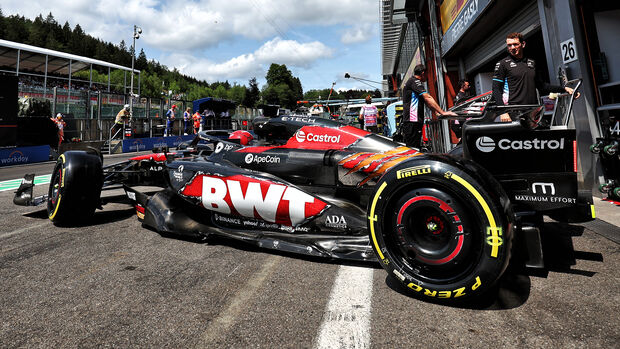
[402,64,457,149]
[493,32,579,122]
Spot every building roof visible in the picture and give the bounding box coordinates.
[0,39,137,75]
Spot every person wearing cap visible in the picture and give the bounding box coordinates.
[402,64,457,149]
[112,104,131,139]
[165,104,177,137]
[50,113,66,148]
[358,95,379,133]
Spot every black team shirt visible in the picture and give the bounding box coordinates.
[492,55,564,106]
[402,76,427,124]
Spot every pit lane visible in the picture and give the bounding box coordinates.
[0,161,618,348]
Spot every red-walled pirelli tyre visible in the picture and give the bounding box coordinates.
[368,156,513,301]
[47,151,103,224]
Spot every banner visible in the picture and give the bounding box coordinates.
[441,0,493,55]
[440,0,468,34]
[122,135,195,153]
[0,145,50,167]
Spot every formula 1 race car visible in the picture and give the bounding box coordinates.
[14,103,594,302]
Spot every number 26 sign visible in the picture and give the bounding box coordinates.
[561,38,578,64]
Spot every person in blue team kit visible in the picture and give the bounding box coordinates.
[183,107,192,135]
[165,104,177,136]
[402,64,456,148]
[492,32,579,122]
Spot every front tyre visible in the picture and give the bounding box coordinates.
[48,151,103,224]
[368,156,513,301]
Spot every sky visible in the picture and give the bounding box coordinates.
[2,0,383,93]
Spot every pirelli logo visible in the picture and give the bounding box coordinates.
[396,165,431,179]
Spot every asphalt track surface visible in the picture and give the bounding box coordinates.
[1,156,619,348]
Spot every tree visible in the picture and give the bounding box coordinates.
[213,85,227,99]
[227,84,246,105]
[263,64,301,109]
[0,8,6,39]
[61,21,71,46]
[28,14,46,47]
[243,77,260,107]
[115,40,131,67]
[135,49,148,71]
[69,24,85,55]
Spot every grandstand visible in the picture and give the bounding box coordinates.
[0,39,249,145]
[0,38,140,96]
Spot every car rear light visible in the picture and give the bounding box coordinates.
[573,140,578,172]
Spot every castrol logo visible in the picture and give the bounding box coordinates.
[296,130,306,142]
[296,130,341,143]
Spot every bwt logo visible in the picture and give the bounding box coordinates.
[295,130,306,142]
[1,150,29,164]
[476,136,495,152]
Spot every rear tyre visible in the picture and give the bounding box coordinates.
[47,151,103,224]
[368,157,513,301]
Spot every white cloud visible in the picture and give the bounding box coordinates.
[255,38,333,68]
[1,0,380,89]
[340,24,376,44]
[1,0,379,51]
[163,37,333,81]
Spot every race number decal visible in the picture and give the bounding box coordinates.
[610,121,620,136]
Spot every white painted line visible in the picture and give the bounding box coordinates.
[0,222,50,240]
[0,174,52,192]
[315,265,374,349]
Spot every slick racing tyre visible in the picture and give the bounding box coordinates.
[47,151,103,224]
[368,156,513,301]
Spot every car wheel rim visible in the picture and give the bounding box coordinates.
[50,167,62,206]
[387,187,482,283]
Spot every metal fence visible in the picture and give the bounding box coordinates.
[18,86,259,142]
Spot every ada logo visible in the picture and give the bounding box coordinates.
[325,215,347,228]
[476,137,495,152]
